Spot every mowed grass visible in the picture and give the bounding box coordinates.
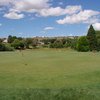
[0,49,100,88]
[0,49,100,99]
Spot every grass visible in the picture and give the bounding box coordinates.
[0,49,100,99]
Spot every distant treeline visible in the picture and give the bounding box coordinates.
[0,25,100,52]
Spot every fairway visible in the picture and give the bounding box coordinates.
[0,49,100,99]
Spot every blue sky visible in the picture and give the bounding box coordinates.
[0,0,100,37]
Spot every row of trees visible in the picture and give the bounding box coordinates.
[0,35,78,51]
[0,25,100,52]
[0,36,39,51]
[42,25,100,52]
[8,36,38,49]
[42,37,77,49]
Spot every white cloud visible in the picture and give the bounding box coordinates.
[38,7,64,17]
[0,0,100,25]
[1,0,82,19]
[84,17,99,24]
[0,0,12,6]
[2,0,50,19]
[4,12,24,19]
[44,27,54,30]
[93,23,100,30]
[12,0,49,12]
[57,10,100,24]
[38,5,82,17]
[64,5,82,15]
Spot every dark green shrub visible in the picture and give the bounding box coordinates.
[49,40,63,48]
[11,39,25,49]
[76,36,90,52]
[0,43,14,51]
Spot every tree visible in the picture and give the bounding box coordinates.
[62,38,67,44]
[96,39,100,51]
[25,38,33,49]
[42,39,50,45]
[8,35,17,43]
[11,39,25,49]
[11,39,20,49]
[87,25,97,51]
[19,40,25,49]
[32,39,38,48]
[49,40,63,48]
[95,31,100,51]
[64,37,78,49]
[0,43,14,51]
[0,38,3,43]
[49,38,56,43]
[76,36,89,52]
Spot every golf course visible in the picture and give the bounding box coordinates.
[0,49,100,100]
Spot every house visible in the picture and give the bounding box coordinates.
[3,38,8,43]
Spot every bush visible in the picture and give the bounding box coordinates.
[64,38,78,50]
[49,40,63,48]
[11,39,25,49]
[0,43,14,51]
[96,39,100,51]
[76,36,90,52]
[5,45,14,51]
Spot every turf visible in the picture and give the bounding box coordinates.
[0,49,100,99]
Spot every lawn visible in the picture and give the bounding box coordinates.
[0,49,100,99]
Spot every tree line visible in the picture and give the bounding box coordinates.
[0,25,100,52]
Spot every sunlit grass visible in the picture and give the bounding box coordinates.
[0,49,100,99]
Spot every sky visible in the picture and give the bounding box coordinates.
[0,0,100,38]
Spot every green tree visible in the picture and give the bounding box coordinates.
[11,39,20,49]
[32,39,38,48]
[8,35,17,43]
[0,43,14,51]
[19,40,25,49]
[25,38,33,49]
[87,25,97,51]
[95,31,100,51]
[76,36,89,52]
[97,39,100,51]
[0,38,3,43]
[11,39,25,49]
[49,38,56,43]
[61,38,67,45]
[49,40,63,48]
[64,37,78,49]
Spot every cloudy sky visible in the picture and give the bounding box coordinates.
[0,0,100,37]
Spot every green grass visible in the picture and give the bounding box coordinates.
[0,49,100,99]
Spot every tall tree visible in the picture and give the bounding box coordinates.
[8,35,17,43]
[87,25,97,51]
